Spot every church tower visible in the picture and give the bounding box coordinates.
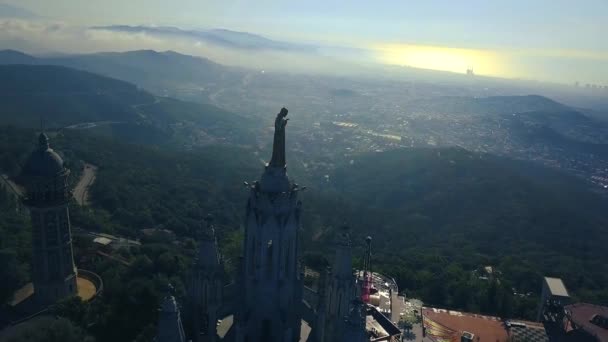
[235,108,303,342]
[21,133,77,305]
[189,215,223,342]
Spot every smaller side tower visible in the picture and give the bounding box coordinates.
[322,225,356,341]
[157,285,186,342]
[21,133,77,305]
[189,215,223,342]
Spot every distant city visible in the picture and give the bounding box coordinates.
[163,70,608,192]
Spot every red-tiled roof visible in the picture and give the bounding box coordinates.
[422,307,509,342]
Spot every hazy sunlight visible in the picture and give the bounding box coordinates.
[374,43,508,77]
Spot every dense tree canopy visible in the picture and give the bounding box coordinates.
[1,123,607,341]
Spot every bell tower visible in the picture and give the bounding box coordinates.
[21,133,77,304]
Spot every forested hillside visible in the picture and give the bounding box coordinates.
[2,125,607,324]
[0,65,255,146]
[0,49,242,97]
[318,148,608,313]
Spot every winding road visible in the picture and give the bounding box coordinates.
[0,174,24,198]
[73,163,97,206]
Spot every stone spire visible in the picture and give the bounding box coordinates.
[235,108,303,342]
[156,284,186,342]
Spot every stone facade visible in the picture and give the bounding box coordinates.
[234,165,304,342]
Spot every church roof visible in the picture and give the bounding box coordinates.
[422,307,509,342]
[20,133,65,178]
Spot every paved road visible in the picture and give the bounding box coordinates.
[0,174,24,198]
[73,163,97,206]
[65,121,124,129]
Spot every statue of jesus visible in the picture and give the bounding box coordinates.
[269,107,289,167]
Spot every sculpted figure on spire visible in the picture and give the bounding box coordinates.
[269,107,289,168]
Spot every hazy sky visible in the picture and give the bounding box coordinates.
[2,0,607,83]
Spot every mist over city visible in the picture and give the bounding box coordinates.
[0,1,607,342]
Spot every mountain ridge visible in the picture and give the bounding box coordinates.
[0,64,254,146]
[0,49,242,98]
[90,25,316,52]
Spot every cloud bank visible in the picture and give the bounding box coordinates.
[0,18,606,84]
[0,19,379,77]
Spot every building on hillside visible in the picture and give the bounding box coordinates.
[537,276,571,324]
[535,276,608,341]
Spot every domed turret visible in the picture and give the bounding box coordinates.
[20,133,71,206]
[21,133,65,178]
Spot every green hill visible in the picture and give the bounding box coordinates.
[49,50,238,91]
[1,66,607,319]
[2,124,607,321]
[0,49,242,96]
[316,148,608,307]
[0,64,152,127]
[0,64,255,145]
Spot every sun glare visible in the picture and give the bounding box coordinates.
[374,43,507,77]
